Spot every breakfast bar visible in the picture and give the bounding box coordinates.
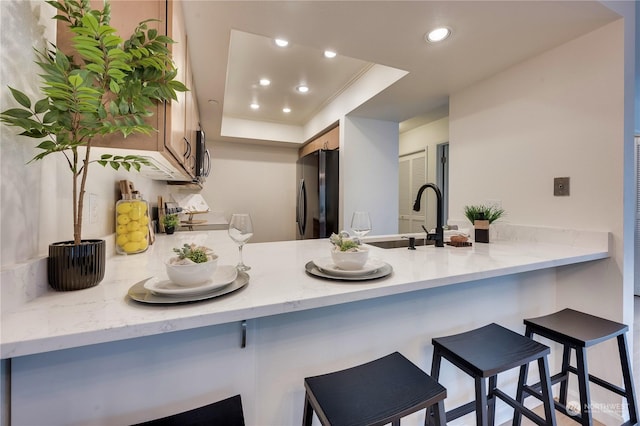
[0,226,610,425]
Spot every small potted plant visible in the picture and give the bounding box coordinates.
[329,231,369,270]
[463,204,505,243]
[166,244,218,287]
[162,214,180,235]
[0,0,187,290]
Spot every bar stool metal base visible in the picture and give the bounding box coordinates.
[516,308,638,426]
[431,323,557,426]
[303,352,447,426]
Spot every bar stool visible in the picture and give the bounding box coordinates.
[302,351,447,426]
[431,323,557,426]
[515,308,638,426]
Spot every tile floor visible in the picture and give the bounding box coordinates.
[500,297,640,426]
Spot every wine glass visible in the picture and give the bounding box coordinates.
[351,211,372,239]
[228,213,254,271]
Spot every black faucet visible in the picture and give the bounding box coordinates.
[412,183,444,247]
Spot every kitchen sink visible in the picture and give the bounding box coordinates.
[365,238,435,249]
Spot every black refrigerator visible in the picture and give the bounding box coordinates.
[296,149,339,239]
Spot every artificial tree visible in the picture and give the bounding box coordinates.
[1,0,187,289]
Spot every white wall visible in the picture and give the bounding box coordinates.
[449,19,628,420]
[341,116,399,236]
[201,141,298,243]
[399,117,450,230]
[450,19,625,314]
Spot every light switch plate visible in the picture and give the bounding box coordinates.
[554,177,570,196]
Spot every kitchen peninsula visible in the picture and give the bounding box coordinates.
[1,226,609,425]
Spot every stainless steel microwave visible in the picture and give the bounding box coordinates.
[194,130,210,182]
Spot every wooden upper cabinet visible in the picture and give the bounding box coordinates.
[166,0,191,177]
[299,126,340,158]
[56,0,195,179]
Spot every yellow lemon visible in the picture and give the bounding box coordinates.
[138,238,149,251]
[128,230,144,242]
[116,224,127,235]
[116,202,132,214]
[126,221,140,232]
[123,241,140,253]
[131,201,147,214]
[116,234,129,247]
[138,215,149,226]
[117,214,130,225]
[128,206,143,220]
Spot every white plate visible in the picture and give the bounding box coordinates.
[305,261,392,282]
[144,265,238,296]
[129,272,249,304]
[312,257,386,277]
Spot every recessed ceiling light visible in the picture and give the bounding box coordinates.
[250,103,260,110]
[274,38,289,47]
[259,78,271,86]
[283,107,291,113]
[296,85,309,93]
[425,27,451,43]
[324,50,337,59]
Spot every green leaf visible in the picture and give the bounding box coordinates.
[118,100,129,115]
[155,35,172,44]
[168,80,189,92]
[85,63,104,74]
[100,154,113,160]
[81,13,100,34]
[76,47,105,65]
[36,140,57,150]
[109,79,120,94]
[109,60,132,71]
[34,98,50,114]
[148,29,158,40]
[68,74,83,88]
[52,14,71,23]
[97,160,107,167]
[45,1,67,12]
[9,87,31,109]
[54,50,70,70]
[42,110,58,123]
[97,104,107,119]
[98,25,117,36]
[20,129,49,138]
[109,161,120,171]
[107,68,125,80]
[1,108,33,119]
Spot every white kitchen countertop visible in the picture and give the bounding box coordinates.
[0,226,609,359]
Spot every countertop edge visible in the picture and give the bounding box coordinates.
[0,240,609,359]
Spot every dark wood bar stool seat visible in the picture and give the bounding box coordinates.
[302,351,447,426]
[133,394,245,426]
[515,308,638,426]
[431,323,557,426]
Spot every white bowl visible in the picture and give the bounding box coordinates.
[165,256,219,287]
[331,247,369,270]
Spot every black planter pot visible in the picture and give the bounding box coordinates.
[48,239,106,291]
[165,226,175,235]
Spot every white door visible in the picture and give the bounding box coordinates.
[399,149,427,233]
